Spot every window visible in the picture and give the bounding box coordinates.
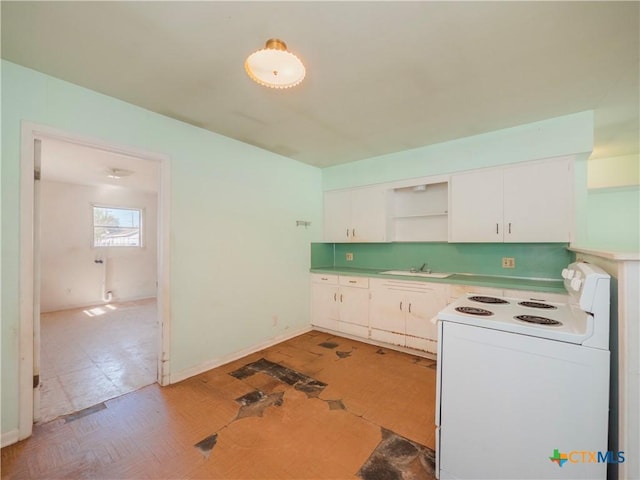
[93,206,142,247]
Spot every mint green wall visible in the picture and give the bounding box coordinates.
[328,243,572,279]
[585,187,640,251]
[581,154,640,252]
[1,61,322,436]
[322,111,594,190]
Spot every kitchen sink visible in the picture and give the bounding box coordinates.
[380,270,452,279]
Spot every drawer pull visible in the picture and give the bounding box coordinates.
[399,301,403,311]
[349,280,357,284]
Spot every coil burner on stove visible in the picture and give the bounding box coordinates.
[514,315,562,326]
[469,296,509,304]
[518,301,558,310]
[455,306,494,316]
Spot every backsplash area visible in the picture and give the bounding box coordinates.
[311,242,574,280]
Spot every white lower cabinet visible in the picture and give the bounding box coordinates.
[311,274,369,337]
[312,274,566,356]
[370,279,448,355]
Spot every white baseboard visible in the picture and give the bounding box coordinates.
[312,326,437,360]
[1,429,20,448]
[169,325,313,384]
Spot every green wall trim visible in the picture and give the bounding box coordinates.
[312,242,574,280]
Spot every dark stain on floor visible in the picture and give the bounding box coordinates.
[62,402,107,423]
[326,399,346,410]
[319,341,339,349]
[336,350,352,359]
[194,433,218,458]
[357,428,436,480]
[376,348,386,355]
[235,390,284,419]
[229,358,327,397]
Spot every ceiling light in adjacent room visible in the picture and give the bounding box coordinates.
[106,168,133,179]
[245,39,306,89]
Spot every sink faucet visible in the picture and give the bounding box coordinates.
[410,263,431,273]
[419,263,431,273]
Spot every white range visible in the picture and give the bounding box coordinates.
[436,262,611,479]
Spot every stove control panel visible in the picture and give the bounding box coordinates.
[563,262,610,312]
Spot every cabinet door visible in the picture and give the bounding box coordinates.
[503,159,572,242]
[323,190,352,242]
[338,286,370,327]
[449,169,503,242]
[405,286,448,354]
[350,187,388,242]
[311,283,339,330]
[370,288,406,334]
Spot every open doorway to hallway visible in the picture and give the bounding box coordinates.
[36,137,161,423]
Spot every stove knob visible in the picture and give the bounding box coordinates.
[561,268,574,279]
[570,277,582,291]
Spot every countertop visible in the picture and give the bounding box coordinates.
[309,266,566,293]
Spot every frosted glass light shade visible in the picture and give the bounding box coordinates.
[245,39,306,89]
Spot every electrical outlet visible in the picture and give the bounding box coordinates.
[502,257,515,268]
[346,252,354,261]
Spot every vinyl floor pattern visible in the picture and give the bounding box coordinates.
[38,298,158,423]
[2,330,437,479]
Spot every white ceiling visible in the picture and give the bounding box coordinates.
[41,138,160,193]
[2,1,639,170]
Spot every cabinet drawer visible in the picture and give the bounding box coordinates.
[311,273,338,285]
[339,276,369,288]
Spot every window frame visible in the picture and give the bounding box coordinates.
[91,204,145,248]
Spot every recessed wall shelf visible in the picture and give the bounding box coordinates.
[390,181,449,242]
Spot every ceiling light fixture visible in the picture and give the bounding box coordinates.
[245,38,306,89]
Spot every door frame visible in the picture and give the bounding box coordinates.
[18,122,172,440]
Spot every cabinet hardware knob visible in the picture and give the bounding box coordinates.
[353,229,356,237]
[399,301,403,311]
[349,280,356,284]
[340,294,343,302]
[334,293,337,302]
[346,228,350,238]
[409,303,412,313]
[508,222,512,234]
[496,223,499,234]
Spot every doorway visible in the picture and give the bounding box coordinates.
[18,123,171,440]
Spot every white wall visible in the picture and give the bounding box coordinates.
[40,180,158,312]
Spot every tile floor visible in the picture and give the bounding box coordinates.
[2,331,437,479]
[39,298,158,422]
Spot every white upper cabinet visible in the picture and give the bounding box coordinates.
[449,157,573,243]
[502,159,572,242]
[323,186,389,242]
[449,169,503,242]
